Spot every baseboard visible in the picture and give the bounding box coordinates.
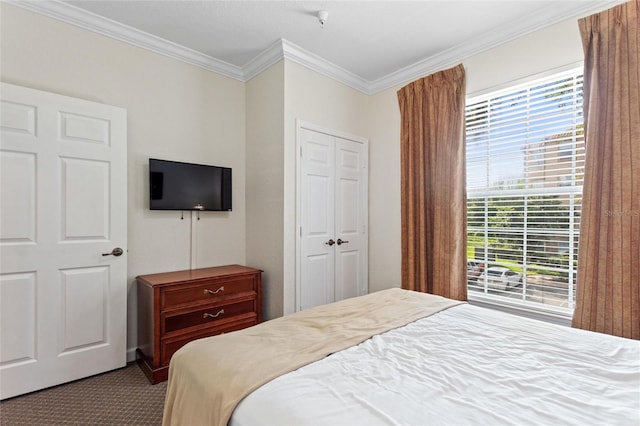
[126,347,137,363]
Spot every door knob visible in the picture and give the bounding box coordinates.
[336,238,349,246]
[325,239,335,246]
[102,247,124,257]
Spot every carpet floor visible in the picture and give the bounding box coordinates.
[0,363,166,425]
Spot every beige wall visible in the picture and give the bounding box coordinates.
[245,59,370,318]
[366,88,403,293]
[246,60,368,319]
[282,60,370,314]
[0,4,247,356]
[245,60,285,320]
[464,19,583,96]
[246,60,369,317]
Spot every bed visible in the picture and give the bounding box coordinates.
[162,288,640,426]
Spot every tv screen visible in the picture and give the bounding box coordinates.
[149,158,232,211]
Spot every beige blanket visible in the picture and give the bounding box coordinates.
[162,288,464,426]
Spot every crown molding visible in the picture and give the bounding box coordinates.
[369,0,627,93]
[7,0,244,81]
[242,39,371,94]
[242,39,285,82]
[7,0,626,95]
[280,39,370,94]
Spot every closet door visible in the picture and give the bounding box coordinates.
[0,83,127,399]
[334,138,366,301]
[299,130,336,310]
[298,126,368,311]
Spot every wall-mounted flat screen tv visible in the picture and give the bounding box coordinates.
[149,158,232,211]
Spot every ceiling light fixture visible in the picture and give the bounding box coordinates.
[318,10,328,28]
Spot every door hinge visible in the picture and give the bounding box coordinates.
[300,146,303,157]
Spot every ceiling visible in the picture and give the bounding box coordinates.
[14,0,624,93]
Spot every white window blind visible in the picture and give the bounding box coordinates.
[466,68,584,313]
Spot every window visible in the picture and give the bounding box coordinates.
[558,141,573,158]
[466,68,584,314]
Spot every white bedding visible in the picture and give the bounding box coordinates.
[230,304,640,426]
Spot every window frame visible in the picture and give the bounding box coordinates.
[465,63,584,324]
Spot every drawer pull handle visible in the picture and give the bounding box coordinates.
[204,286,224,295]
[203,309,224,319]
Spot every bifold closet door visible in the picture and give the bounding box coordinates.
[299,128,367,311]
[0,83,127,399]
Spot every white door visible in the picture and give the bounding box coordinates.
[334,138,367,302]
[0,83,127,399]
[298,125,368,311]
[299,130,336,309]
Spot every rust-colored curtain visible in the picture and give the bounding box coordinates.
[397,64,467,301]
[572,0,640,339]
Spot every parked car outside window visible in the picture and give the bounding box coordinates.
[477,266,522,291]
[467,261,484,284]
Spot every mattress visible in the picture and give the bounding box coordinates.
[230,304,640,426]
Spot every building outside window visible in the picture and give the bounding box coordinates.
[466,67,584,315]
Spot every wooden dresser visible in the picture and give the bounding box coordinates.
[136,264,262,384]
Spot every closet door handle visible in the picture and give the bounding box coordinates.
[325,239,335,246]
[336,239,349,246]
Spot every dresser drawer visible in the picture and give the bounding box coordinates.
[163,299,256,333]
[161,318,257,365]
[161,275,257,310]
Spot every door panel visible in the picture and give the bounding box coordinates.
[335,250,360,301]
[301,254,333,309]
[306,174,331,234]
[59,112,111,145]
[337,178,359,233]
[0,273,37,366]
[0,151,37,243]
[59,267,109,352]
[61,158,110,240]
[0,100,36,136]
[0,83,127,399]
